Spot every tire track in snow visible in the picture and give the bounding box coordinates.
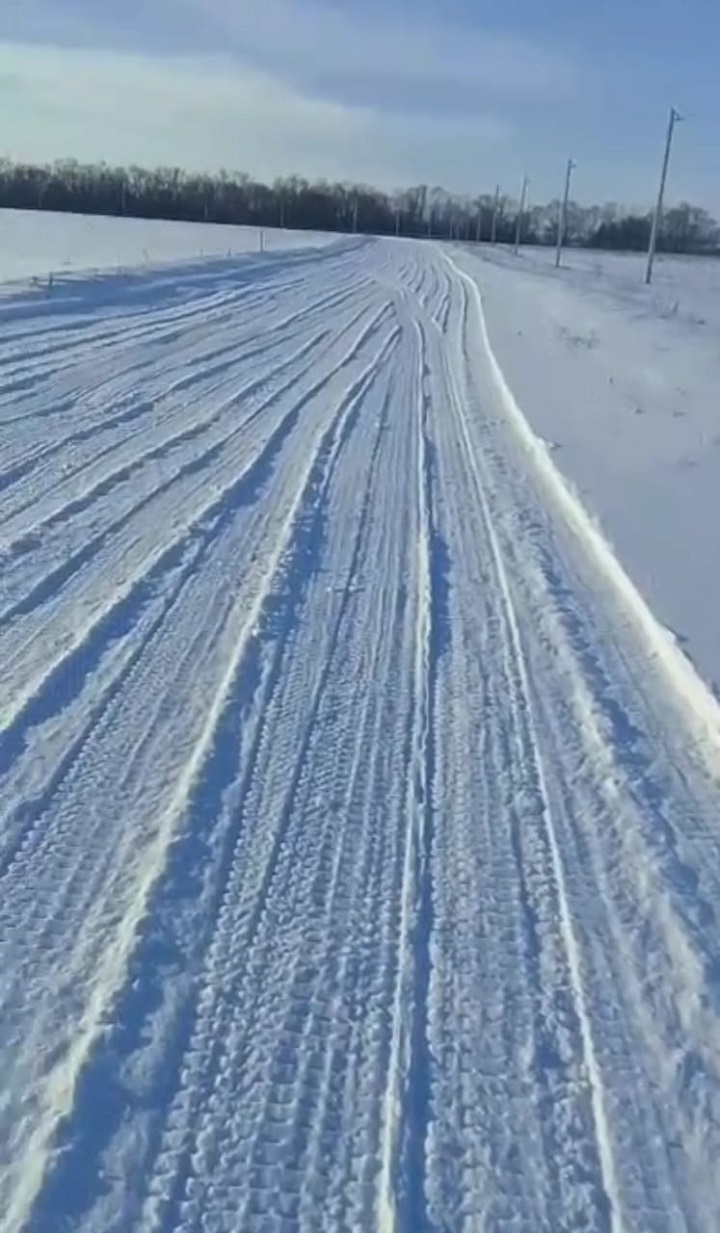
[0,267,367,506]
[0,534,213,884]
[0,301,395,898]
[0,313,400,1233]
[142,342,397,1233]
[505,519,720,1231]
[127,330,412,1233]
[0,298,391,752]
[0,249,366,453]
[447,262,720,1227]
[0,289,245,423]
[5,237,720,1233]
[24,313,409,1233]
[443,260,624,1231]
[0,268,373,528]
[0,283,372,549]
[0,239,362,358]
[377,317,435,1233]
[0,322,288,492]
[0,322,331,553]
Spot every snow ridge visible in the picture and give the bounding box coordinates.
[441,249,720,770]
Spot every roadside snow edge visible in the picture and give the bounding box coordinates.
[443,248,720,766]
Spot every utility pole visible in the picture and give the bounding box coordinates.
[490,185,500,244]
[514,176,528,256]
[555,157,576,268]
[646,106,683,285]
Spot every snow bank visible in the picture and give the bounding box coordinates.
[0,209,334,286]
[452,242,720,695]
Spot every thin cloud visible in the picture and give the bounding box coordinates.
[1,0,578,114]
[181,0,578,111]
[0,41,510,192]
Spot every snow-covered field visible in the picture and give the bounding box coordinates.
[0,208,332,286]
[2,219,720,1232]
[453,241,720,695]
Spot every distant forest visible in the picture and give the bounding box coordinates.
[1,157,719,255]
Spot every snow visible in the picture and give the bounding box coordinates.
[451,242,720,696]
[0,208,333,287]
[1,220,720,1232]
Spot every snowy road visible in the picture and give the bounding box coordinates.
[2,237,720,1233]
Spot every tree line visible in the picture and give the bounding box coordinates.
[0,157,718,255]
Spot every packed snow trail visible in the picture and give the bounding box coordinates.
[1,239,720,1233]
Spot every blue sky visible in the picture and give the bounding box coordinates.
[1,0,719,211]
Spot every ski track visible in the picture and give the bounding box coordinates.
[1,238,720,1233]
